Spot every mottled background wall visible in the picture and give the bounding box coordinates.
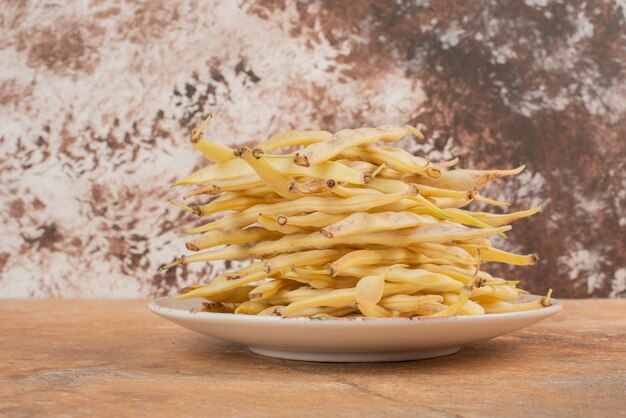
[1,0,625,298]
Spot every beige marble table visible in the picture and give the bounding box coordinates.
[1,299,624,417]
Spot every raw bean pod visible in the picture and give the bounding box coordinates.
[294,125,424,167]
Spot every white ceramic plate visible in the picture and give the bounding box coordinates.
[149,295,561,362]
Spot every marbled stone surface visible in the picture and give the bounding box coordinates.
[0,0,624,297]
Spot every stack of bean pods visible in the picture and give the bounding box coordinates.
[161,116,551,317]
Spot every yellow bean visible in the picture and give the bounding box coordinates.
[173,158,251,187]
[410,243,476,265]
[255,130,332,153]
[257,214,309,234]
[320,212,437,239]
[185,227,281,252]
[189,115,236,162]
[281,212,346,228]
[379,294,444,312]
[341,145,430,174]
[238,147,295,199]
[249,279,299,300]
[457,245,539,266]
[183,176,265,199]
[454,205,541,227]
[294,125,423,167]
[195,194,278,216]
[441,293,485,315]
[235,301,271,315]
[415,166,525,191]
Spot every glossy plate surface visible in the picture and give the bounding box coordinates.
[149,295,561,362]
